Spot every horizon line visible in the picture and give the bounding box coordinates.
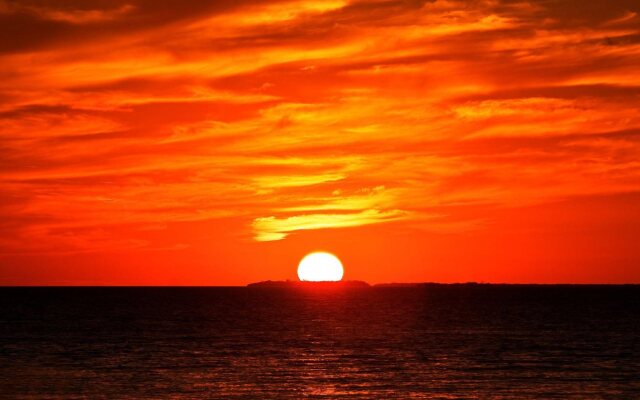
[2,282,640,288]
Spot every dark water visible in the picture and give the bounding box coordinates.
[1,285,639,399]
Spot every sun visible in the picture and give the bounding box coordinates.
[297,252,344,282]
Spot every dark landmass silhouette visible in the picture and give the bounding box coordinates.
[246,281,489,288]
[247,281,633,289]
[247,280,370,288]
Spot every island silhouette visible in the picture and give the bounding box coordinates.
[246,279,500,289]
[247,280,370,288]
[246,280,487,288]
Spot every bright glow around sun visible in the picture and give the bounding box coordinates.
[297,252,344,282]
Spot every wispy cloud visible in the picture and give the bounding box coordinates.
[253,209,409,241]
[1,0,639,256]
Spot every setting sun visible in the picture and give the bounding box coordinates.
[297,252,344,282]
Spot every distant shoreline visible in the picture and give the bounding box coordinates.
[245,280,640,288]
[1,283,639,288]
[246,280,371,288]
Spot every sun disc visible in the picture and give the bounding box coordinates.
[297,252,344,282]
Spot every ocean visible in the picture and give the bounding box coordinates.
[1,285,639,398]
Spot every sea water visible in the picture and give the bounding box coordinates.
[1,285,639,398]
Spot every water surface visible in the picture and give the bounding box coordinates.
[1,285,639,398]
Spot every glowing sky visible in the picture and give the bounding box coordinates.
[1,0,639,285]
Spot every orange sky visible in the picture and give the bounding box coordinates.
[1,0,639,285]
